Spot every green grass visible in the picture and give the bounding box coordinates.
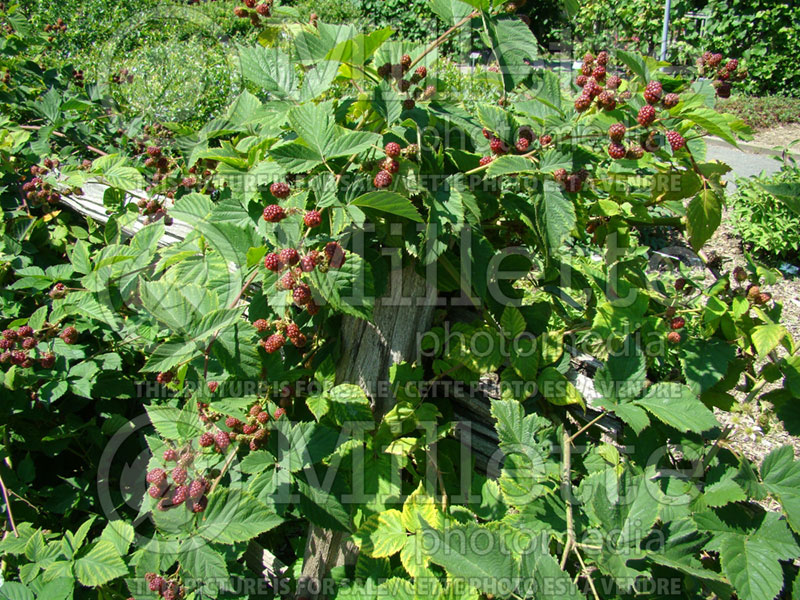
[718,95,800,130]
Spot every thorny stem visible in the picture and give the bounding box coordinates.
[209,447,239,496]
[409,12,477,71]
[19,125,108,156]
[559,427,575,570]
[568,411,608,444]
[0,472,18,537]
[574,545,601,600]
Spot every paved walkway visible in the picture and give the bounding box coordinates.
[706,140,783,187]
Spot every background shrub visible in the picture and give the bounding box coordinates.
[717,95,800,130]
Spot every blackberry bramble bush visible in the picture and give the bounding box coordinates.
[1,1,800,599]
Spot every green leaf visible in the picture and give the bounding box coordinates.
[758,182,800,217]
[328,383,373,425]
[179,537,229,581]
[490,399,549,455]
[0,583,34,600]
[288,102,380,161]
[353,509,406,557]
[351,192,423,222]
[198,489,283,544]
[484,17,537,92]
[537,367,585,410]
[594,341,646,402]
[634,383,719,433]
[534,183,576,254]
[239,46,297,99]
[751,324,788,357]
[428,0,474,25]
[761,446,800,534]
[683,108,739,146]
[99,520,134,556]
[518,551,584,600]
[680,338,736,394]
[499,306,526,339]
[485,155,535,177]
[687,190,722,251]
[297,479,352,532]
[73,540,128,587]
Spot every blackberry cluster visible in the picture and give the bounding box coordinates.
[376,55,429,109]
[145,449,208,513]
[698,51,746,98]
[553,168,589,193]
[136,197,173,226]
[572,50,621,113]
[234,0,273,26]
[1,323,77,369]
[43,18,67,42]
[110,68,134,85]
[144,573,185,599]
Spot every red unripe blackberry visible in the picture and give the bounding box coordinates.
[415,65,427,79]
[675,277,687,291]
[277,271,296,290]
[597,90,616,110]
[293,283,312,306]
[575,74,588,87]
[746,285,760,300]
[17,325,33,337]
[607,143,626,159]
[665,306,677,318]
[20,337,36,350]
[242,423,258,434]
[249,440,260,452]
[253,318,269,333]
[290,332,307,347]
[553,168,568,183]
[262,333,285,354]
[489,137,507,155]
[264,253,282,272]
[539,134,552,146]
[171,485,189,506]
[718,70,730,81]
[482,128,492,139]
[325,242,346,268]
[479,156,493,167]
[257,411,269,424]
[374,170,393,188]
[608,122,626,142]
[592,65,606,80]
[255,3,270,16]
[667,331,681,344]
[2,329,16,340]
[189,478,207,499]
[286,323,301,339]
[307,300,320,316]
[39,352,55,369]
[254,428,268,440]
[244,0,256,8]
[182,177,196,189]
[171,467,188,485]
[758,293,772,305]
[637,104,656,126]
[709,53,723,67]
[0,339,11,350]
[643,80,663,104]
[280,248,300,266]
[380,158,400,174]
[149,576,166,592]
[10,351,25,366]
[274,407,286,420]
[725,58,738,71]
[156,371,173,384]
[670,316,685,330]
[146,146,161,157]
[189,496,208,513]
[163,448,177,462]
[583,52,595,64]
[270,182,290,199]
[596,50,609,65]
[249,404,262,417]
[49,282,67,299]
[0,352,11,364]
[515,137,530,153]
[733,266,747,282]
[146,468,166,484]
[300,255,317,272]
[148,484,166,499]
[626,145,645,159]
[574,94,591,112]
[199,432,214,447]
[565,174,583,193]
[214,430,230,450]
[262,204,286,223]
[225,416,242,429]
[304,210,322,228]
[400,54,412,71]
[581,62,592,76]
[385,142,402,158]
[666,130,685,151]
[660,93,679,109]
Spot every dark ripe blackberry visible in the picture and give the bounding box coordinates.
[59,326,79,344]
[574,94,591,112]
[665,130,686,151]
[156,371,173,384]
[708,53,723,67]
[398,79,411,92]
[171,467,188,485]
[608,122,626,142]
[515,137,530,153]
[400,54,412,71]
[716,81,731,98]
[149,576,166,592]
[300,255,316,273]
[374,170,393,188]
[253,318,269,333]
[146,146,161,157]
[675,277,687,291]
[726,58,738,71]
[303,210,322,228]
[0,352,10,364]
[261,333,285,354]
[2,329,16,341]
[214,430,230,450]
[188,478,207,499]
[564,174,582,193]
[307,300,320,316]
[575,74,588,87]
[9,351,25,366]
[264,253,283,272]
[377,62,391,79]
[637,104,656,126]
[583,52,595,64]
[479,156,493,167]
[17,325,32,337]
[262,204,286,222]
[163,448,177,462]
[402,98,415,111]
[242,424,258,434]
[733,266,747,282]
[270,182,290,199]
[597,90,616,110]
[20,337,37,350]
[280,248,300,266]
[277,271,295,291]
[257,411,269,424]
[199,432,214,447]
[325,242,346,268]
[256,3,270,16]
[596,50,609,65]
[643,80,662,104]
[662,92,680,108]
[39,352,55,369]
[607,143,626,159]
[292,283,312,306]
[667,331,681,344]
[225,416,242,429]
[157,156,169,171]
[380,158,400,174]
